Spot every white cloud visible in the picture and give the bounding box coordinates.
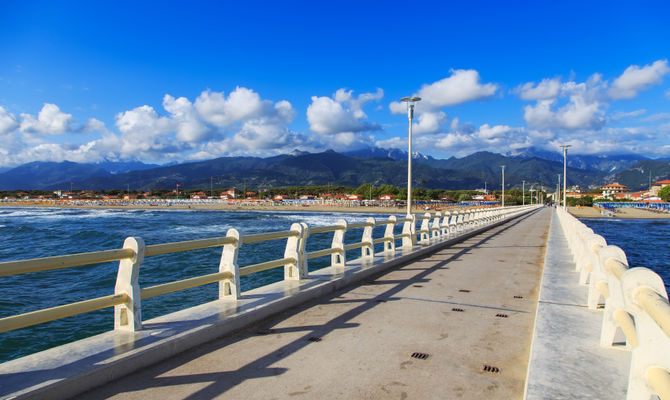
[477,124,513,140]
[307,89,382,145]
[19,103,72,134]
[194,87,286,127]
[642,112,670,122]
[608,59,670,99]
[115,105,179,157]
[610,109,646,121]
[515,78,561,100]
[522,75,606,132]
[163,94,210,143]
[0,106,19,135]
[391,69,498,113]
[412,110,447,134]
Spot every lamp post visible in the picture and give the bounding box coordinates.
[522,180,525,206]
[401,96,421,215]
[501,165,505,207]
[530,185,534,205]
[556,174,561,206]
[560,144,571,210]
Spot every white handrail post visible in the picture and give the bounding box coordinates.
[114,236,145,332]
[622,268,670,400]
[383,215,396,253]
[431,212,442,240]
[361,217,375,260]
[402,215,415,248]
[331,219,348,267]
[220,228,241,300]
[420,212,431,244]
[284,222,308,280]
[440,211,450,237]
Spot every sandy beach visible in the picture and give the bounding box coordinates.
[568,206,670,219]
[0,201,452,215]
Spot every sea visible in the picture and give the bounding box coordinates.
[0,207,396,362]
[580,217,670,289]
[0,208,668,363]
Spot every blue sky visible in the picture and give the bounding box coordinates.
[1,1,669,167]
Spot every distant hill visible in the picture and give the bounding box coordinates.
[57,150,493,191]
[94,160,160,174]
[2,148,665,192]
[608,160,670,191]
[343,147,433,162]
[0,161,110,190]
[508,147,648,173]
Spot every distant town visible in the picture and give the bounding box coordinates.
[3,179,669,207]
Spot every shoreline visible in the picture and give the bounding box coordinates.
[567,206,670,220]
[0,201,452,215]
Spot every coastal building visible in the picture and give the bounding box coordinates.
[472,194,497,201]
[601,183,629,199]
[650,179,670,196]
[347,194,364,201]
[379,194,395,201]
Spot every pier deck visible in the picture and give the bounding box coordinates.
[75,210,551,399]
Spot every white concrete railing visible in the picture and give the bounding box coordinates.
[0,205,533,337]
[556,208,670,400]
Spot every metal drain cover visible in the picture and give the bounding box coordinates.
[483,364,500,373]
[452,308,464,312]
[495,313,509,318]
[308,336,322,342]
[411,352,429,360]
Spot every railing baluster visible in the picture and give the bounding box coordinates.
[361,218,375,259]
[219,229,241,300]
[284,223,307,280]
[331,219,347,267]
[114,237,145,332]
[383,215,396,253]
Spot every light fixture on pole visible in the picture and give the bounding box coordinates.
[522,180,525,206]
[400,96,421,216]
[501,165,505,208]
[560,144,571,210]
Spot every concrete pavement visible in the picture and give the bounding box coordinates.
[75,209,550,399]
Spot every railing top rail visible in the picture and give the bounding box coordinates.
[242,230,297,244]
[145,236,236,257]
[634,287,670,339]
[348,222,375,229]
[0,248,135,277]
[309,225,344,234]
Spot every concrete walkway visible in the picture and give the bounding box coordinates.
[74,209,551,400]
[524,210,630,399]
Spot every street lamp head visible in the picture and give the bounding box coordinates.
[400,97,422,120]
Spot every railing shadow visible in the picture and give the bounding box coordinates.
[70,209,542,399]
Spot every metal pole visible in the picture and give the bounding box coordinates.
[501,166,505,208]
[522,180,525,206]
[560,145,570,210]
[407,106,414,215]
[563,148,567,209]
[400,97,421,216]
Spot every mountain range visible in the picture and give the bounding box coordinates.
[0,147,668,192]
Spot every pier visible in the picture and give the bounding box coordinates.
[1,206,669,399]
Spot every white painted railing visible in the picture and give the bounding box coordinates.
[0,206,532,340]
[556,208,670,400]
